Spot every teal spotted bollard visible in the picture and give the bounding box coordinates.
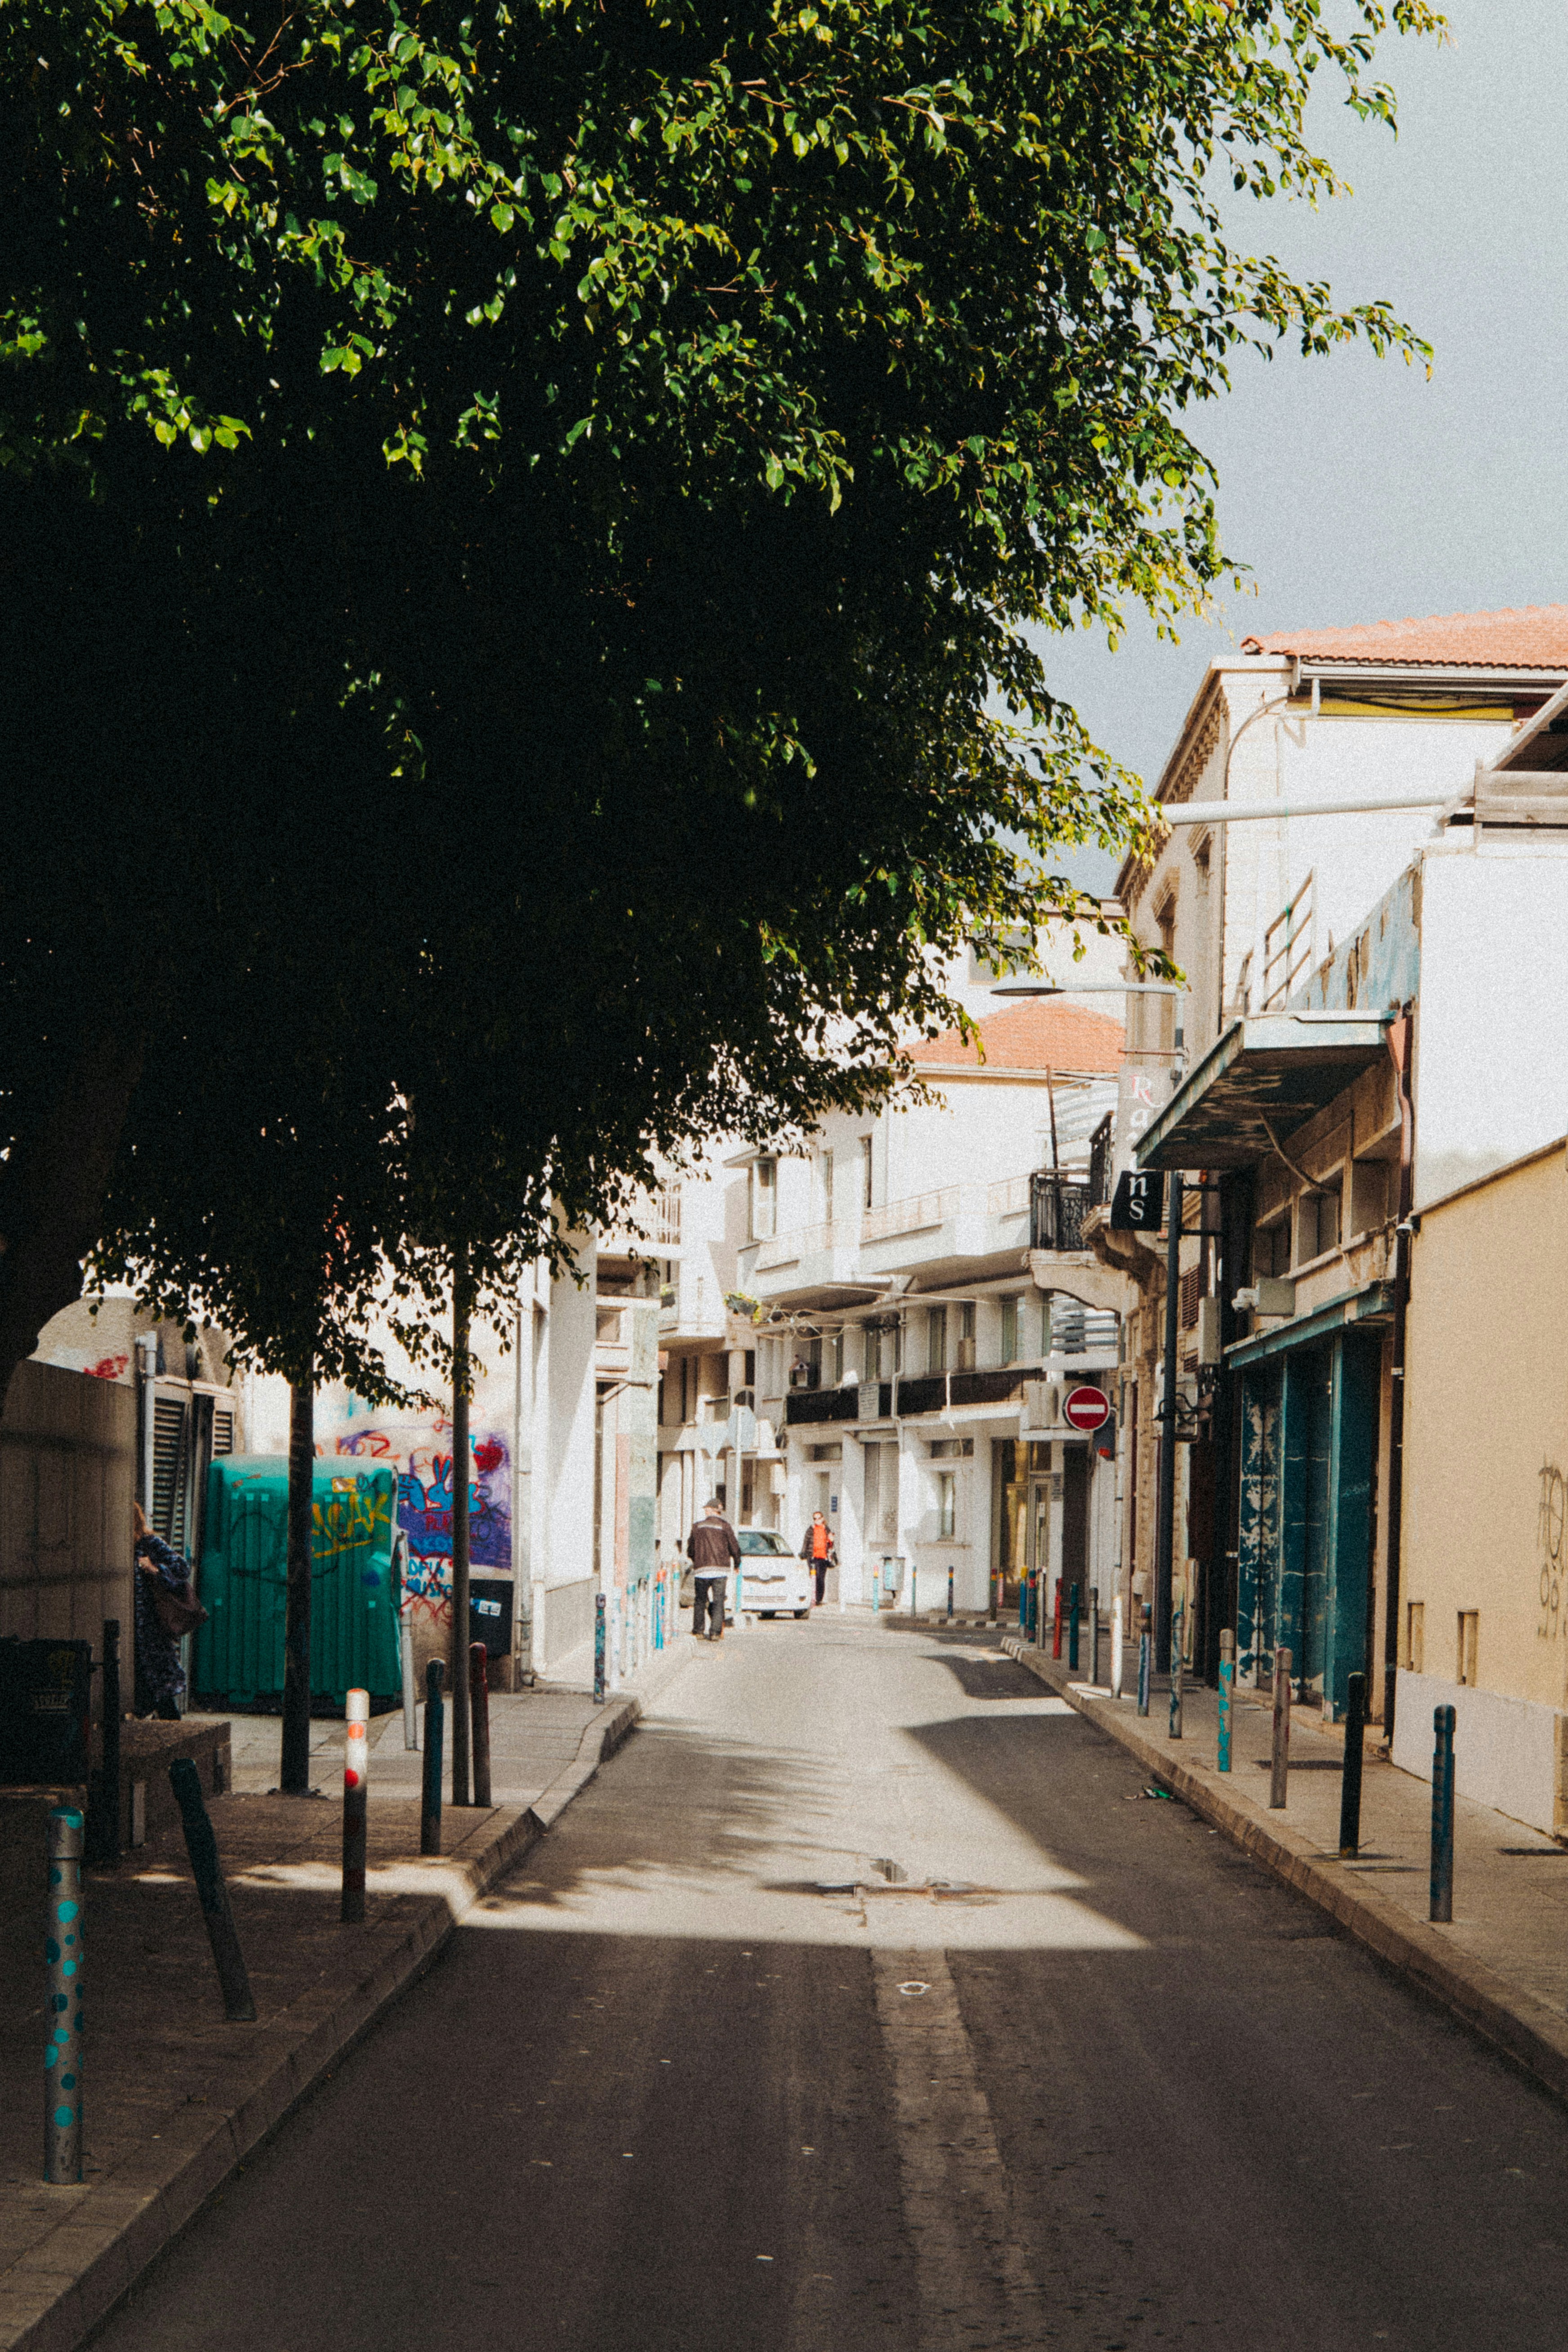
[594,1592,606,1705]
[45,1806,85,2184]
[1217,1630,1235,1772]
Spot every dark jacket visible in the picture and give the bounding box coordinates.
[687,1515,741,1571]
[800,1523,837,1563]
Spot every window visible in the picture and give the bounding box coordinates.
[864,1324,880,1383]
[807,1443,842,1464]
[929,1438,974,1459]
[1457,1611,1478,1687]
[927,1306,948,1374]
[744,1350,756,1389]
[829,1329,845,1385]
[751,1157,777,1240]
[956,1301,976,1368]
[1406,1601,1425,1675]
[936,1471,956,1541]
[1256,1218,1290,1278]
[1296,1183,1342,1263]
[821,1150,835,1225]
[1351,1158,1390,1234]
[1000,1295,1020,1364]
[861,1136,874,1210]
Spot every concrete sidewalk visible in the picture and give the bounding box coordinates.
[992,1631,1568,2109]
[0,1639,696,2352]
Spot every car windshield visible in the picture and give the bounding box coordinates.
[738,1530,790,1555]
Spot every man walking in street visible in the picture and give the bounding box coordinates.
[687,1498,740,1641]
[800,1509,836,1606]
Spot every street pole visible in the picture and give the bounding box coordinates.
[281,1365,314,1795]
[1154,1175,1183,1675]
[450,1245,472,1807]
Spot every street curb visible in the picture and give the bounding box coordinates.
[998,1636,1568,2112]
[4,1693,646,2352]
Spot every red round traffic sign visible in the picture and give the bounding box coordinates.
[1063,1384,1111,1432]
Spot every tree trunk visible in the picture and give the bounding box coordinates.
[0,1030,145,1409]
[450,1245,472,1806]
[281,1370,315,1793]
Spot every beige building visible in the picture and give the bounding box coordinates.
[1399,1137,1568,1835]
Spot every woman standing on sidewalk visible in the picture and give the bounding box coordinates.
[133,1500,197,1719]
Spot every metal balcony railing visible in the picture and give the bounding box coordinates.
[1029,1176,1092,1252]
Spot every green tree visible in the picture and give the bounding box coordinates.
[0,0,1439,1397]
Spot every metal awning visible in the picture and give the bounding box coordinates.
[1134,1013,1394,1172]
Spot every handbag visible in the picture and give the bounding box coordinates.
[153,1579,209,1639]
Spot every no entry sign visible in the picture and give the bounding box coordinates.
[1063,1385,1111,1434]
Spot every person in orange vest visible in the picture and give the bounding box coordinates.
[799,1510,836,1606]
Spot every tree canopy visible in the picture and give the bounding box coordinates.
[0,0,1439,1395]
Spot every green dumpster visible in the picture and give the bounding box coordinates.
[193,1457,402,1711]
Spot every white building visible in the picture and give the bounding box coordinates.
[651,928,1140,1626]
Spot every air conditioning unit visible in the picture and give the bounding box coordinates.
[954,1337,977,1370]
[1020,1380,1062,1437]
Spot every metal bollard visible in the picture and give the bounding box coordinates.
[421,1660,445,1856]
[1169,1602,1184,1738]
[44,1806,85,2184]
[594,1593,606,1703]
[1339,1670,1367,1858]
[946,1565,954,1623]
[1089,1586,1100,1687]
[1111,1596,1123,1700]
[90,1618,122,1866]
[910,1560,918,1619]
[469,1644,493,1808]
[1217,1629,1235,1772]
[1068,1581,1081,1673]
[1269,1647,1292,1809]
[1430,1703,1456,1923]
[341,1688,369,1923]
[169,1759,257,2021]
[1137,1604,1151,1716]
[401,1617,419,1750]
[1051,1577,1063,1659]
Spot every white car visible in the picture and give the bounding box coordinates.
[737,1528,815,1618]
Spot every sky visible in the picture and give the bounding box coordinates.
[1039,0,1568,893]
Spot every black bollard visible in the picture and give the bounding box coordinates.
[1338,1671,1368,1858]
[1430,1704,1456,1923]
[1136,1603,1152,1716]
[89,1619,122,1866]
[1089,1586,1100,1687]
[421,1661,445,1856]
[469,1644,493,1809]
[169,1760,256,2022]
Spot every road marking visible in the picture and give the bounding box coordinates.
[871,1942,1042,2350]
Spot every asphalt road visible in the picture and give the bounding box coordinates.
[98,1621,1568,2351]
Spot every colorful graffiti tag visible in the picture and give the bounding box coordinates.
[326,1408,512,1620]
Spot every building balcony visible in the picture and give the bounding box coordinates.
[781,1365,1051,1430]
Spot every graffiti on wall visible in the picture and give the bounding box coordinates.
[323,1403,512,1623]
[1539,1462,1566,1641]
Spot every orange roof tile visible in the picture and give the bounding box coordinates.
[908,998,1123,1074]
[1240,605,1568,670]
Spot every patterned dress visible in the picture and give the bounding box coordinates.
[134,1532,190,1714]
